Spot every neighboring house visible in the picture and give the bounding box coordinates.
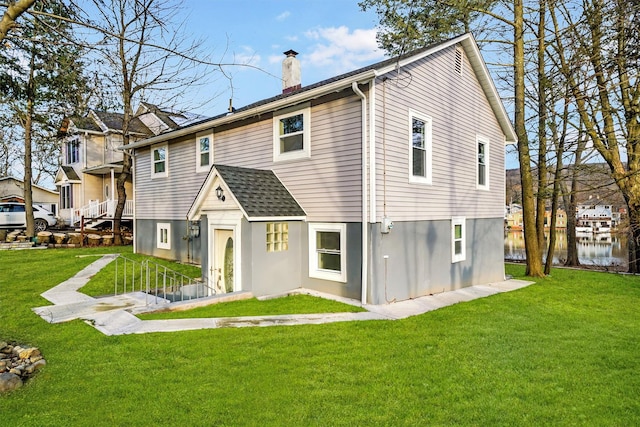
[576,202,615,233]
[0,176,59,214]
[55,104,200,228]
[544,208,567,229]
[505,204,523,230]
[123,33,516,305]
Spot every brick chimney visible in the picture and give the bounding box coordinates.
[282,49,301,94]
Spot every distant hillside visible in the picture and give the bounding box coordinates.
[505,163,625,209]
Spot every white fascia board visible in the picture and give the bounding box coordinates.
[247,216,306,222]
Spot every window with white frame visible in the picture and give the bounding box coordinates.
[196,132,212,172]
[308,223,346,282]
[477,136,489,190]
[273,106,311,162]
[157,223,171,250]
[151,143,168,178]
[451,217,466,263]
[266,222,289,252]
[409,110,432,184]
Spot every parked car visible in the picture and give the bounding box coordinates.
[0,202,56,232]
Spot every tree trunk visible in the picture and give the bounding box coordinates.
[515,0,543,277]
[112,151,131,245]
[23,49,36,238]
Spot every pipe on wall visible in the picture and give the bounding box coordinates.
[352,81,368,305]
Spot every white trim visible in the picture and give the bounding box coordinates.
[246,215,306,222]
[195,131,213,173]
[451,216,466,263]
[476,135,490,191]
[151,143,168,179]
[308,223,347,283]
[408,110,432,185]
[157,222,171,250]
[273,106,311,162]
[369,78,377,223]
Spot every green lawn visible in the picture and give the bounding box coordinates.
[2,248,640,425]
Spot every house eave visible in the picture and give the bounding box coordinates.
[246,216,307,222]
[121,70,378,151]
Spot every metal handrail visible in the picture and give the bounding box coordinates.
[113,255,214,305]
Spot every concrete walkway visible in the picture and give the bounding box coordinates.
[32,254,534,336]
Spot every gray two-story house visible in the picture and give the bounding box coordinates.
[123,33,516,305]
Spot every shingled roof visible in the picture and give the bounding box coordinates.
[214,165,306,219]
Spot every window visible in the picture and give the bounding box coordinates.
[266,222,289,252]
[61,185,72,209]
[452,217,466,263]
[309,223,346,282]
[151,144,168,178]
[157,223,171,250]
[477,136,489,190]
[273,106,311,162]
[66,139,79,164]
[409,110,432,184]
[196,132,212,172]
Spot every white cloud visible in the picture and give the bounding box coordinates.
[276,11,291,21]
[302,26,385,74]
[233,46,261,69]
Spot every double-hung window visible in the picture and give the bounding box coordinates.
[61,185,72,209]
[409,110,432,184]
[477,136,489,190]
[308,223,347,282]
[66,139,79,164]
[196,132,212,173]
[451,217,466,263]
[273,106,310,162]
[151,143,168,178]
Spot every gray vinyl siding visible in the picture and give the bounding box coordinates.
[135,92,365,223]
[214,94,364,222]
[373,44,505,222]
[134,134,209,220]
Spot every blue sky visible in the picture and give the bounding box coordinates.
[181,0,386,115]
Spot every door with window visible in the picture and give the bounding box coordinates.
[213,229,234,294]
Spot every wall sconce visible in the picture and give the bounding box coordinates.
[216,185,226,202]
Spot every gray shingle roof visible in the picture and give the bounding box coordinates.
[215,165,305,218]
[61,166,81,181]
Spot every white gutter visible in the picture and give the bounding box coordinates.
[352,81,369,305]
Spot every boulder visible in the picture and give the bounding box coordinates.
[0,372,22,393]
[37,231,52,244]
[53,233,67,244]
[87,234,102,246]
[67,233,83,245]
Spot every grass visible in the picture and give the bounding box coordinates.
[138,294,366,320]
[2,248,640,425]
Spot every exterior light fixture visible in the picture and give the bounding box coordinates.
[216,185,226,202]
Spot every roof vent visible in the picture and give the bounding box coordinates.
[282,49,301,94]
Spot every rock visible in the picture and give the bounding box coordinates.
[53,233,67,244]
[37,231,52,244]
[31,359,46,371]
[0,372,23,393]
[18,347,40,360]
[102,234,114,246]
[87,234,102,246]
[67,233,83,245]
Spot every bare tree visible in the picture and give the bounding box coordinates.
[85,0,209,244]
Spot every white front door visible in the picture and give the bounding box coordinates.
[213,228,234,294]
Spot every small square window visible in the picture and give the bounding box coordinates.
[273,107,311,162]
[151,144,168,178]
[157,223,171,250]
[266,222,289,252]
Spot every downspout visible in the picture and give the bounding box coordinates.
[352,82,368,305]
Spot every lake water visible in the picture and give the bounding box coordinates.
[504,230,628,267]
